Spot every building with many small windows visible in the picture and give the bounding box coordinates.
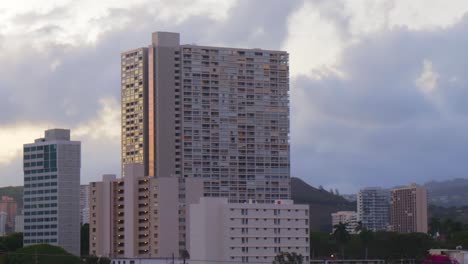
[116,31,292,256]
[357,187,390,231]
[390,184,428,233]
[331,211,358,234]
[23,129,81,255]
[89,164,204,259]
[80,185,90,224]
[190,198,309,264]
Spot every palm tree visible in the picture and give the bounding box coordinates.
[332,222,350,259]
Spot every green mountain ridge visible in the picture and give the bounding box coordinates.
[290,177,355,231]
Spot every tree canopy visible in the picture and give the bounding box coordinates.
[6,244,81,264]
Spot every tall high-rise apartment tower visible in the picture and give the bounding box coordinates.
[390,184,428,233]
[121,32,291,203]
[23,129,81,255]
[357,187,390,231]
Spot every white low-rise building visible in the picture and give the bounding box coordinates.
[190,198,310,264]
[15,213,24,233]
[331,211,358,234]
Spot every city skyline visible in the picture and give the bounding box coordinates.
[2,1,468,193]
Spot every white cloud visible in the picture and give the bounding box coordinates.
[283,0,468,78]
[73,97,120,141]
[0,123,50,165]
[415,60,439,95]
[283,2,344,78]
[0,97,119,167]
[388,0,468,30]
[0,0,237,49]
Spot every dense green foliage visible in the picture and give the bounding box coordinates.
[81,256,111,264]
[311,231,440,260]
[81,224,89,256]
[5,244,81,264]
[311,217,468,261]
[0,233,22,252]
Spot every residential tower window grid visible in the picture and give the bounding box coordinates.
[121,48,148,176]
[179,46,290,204]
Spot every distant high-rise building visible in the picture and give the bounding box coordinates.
[357,187,390,231]
[331,211,358,234]
[121,31,291,203]
[23,129,81,255]
[390,184,428,233]
[0,196,18,234]
[80,185,90,225]
[0,212,7,236]
[14,212,24,233]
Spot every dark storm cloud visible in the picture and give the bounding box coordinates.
[292,14,468,192]
[0,0,304,184]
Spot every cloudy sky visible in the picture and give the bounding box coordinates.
[1,0,468,193]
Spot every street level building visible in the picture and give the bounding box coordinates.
[190,197,310,264]
[23,129,81,255]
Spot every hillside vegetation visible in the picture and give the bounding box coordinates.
[291,177,355,231]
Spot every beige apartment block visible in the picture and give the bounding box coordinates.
[331,211,358,234]
[90,164,203,259]
[390,184,428,233]
[190,198,310,264]
[89,174,118,257]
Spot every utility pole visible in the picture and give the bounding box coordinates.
[34,248,39,264]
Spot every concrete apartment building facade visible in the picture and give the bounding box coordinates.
[357,187,390,231]
[23,129,81,255]
[0,196,18,234]
[331,211,358,234]
[90,164,205,258]
[390,184,428,233]
[121,31,291,202]
[90,31,304,261]
[117,31,291,255]
[190,198,310,264]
